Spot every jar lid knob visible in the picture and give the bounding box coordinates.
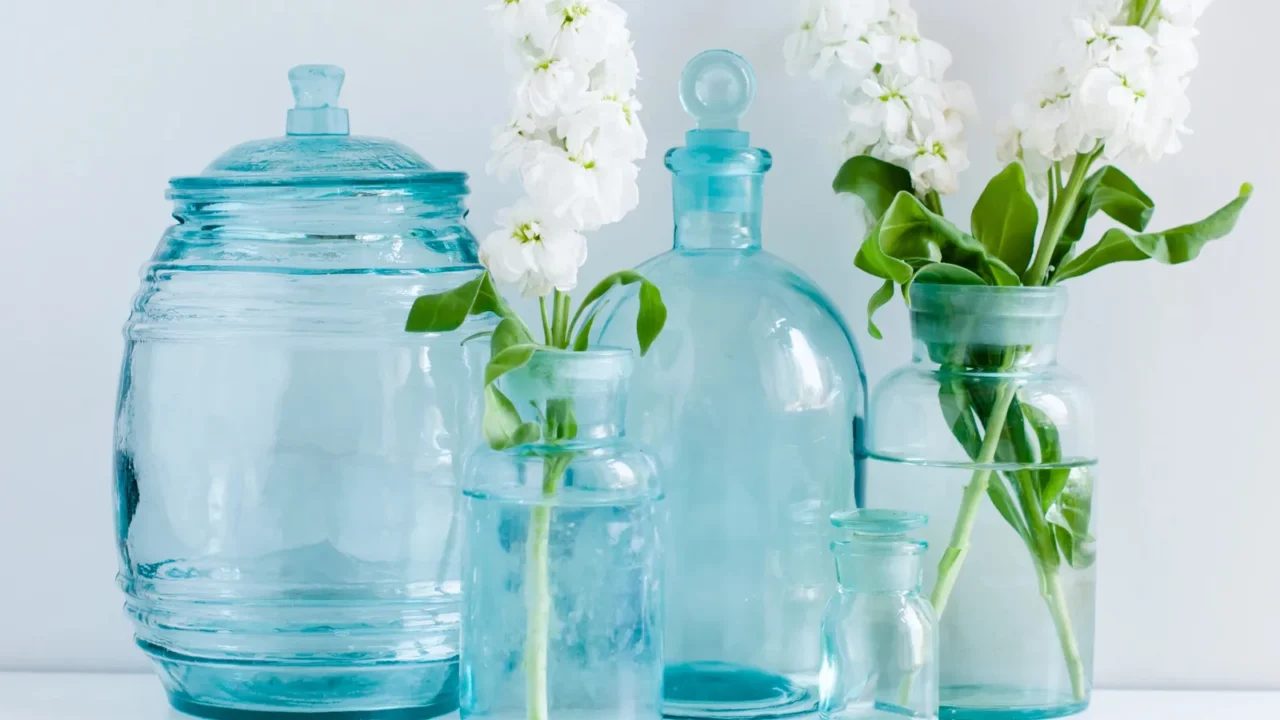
[286,64,350,136]
[680,49,756,133]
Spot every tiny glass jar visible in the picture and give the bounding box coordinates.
[820,510,938,720]
[460,349,664,720]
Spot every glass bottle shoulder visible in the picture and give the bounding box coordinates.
[597,247,866,396]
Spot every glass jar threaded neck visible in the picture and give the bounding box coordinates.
[908,284,1068,371]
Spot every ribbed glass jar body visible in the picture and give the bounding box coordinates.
[115,170,488,718]
[459,350,664,720]
[865,285,1097,720]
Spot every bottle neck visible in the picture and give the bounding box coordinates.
[833,540,924,594]
[674,210,762,251]
[666,140,770,252]
[501,350,633,443]
[909,285,1068,371]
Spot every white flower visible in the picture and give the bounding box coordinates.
[786,0,973,195]
[871,31,951,80]
[489,114,543,179]
[783,0,880,81]
[490,0,555,41]
[517,57,591,118]
[521,144,600,227]
[481,201,588,297]
[888,131,970,195]
[581,161,640,229]
[590,43,639,95]
[558,93,647,163]
[1158,0,1214,27]
[1001,0,1208,172]
[552,0,631,67]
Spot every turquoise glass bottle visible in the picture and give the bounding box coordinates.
[114,65,487,718]
[820,510,938,720]
[596,50,867,718]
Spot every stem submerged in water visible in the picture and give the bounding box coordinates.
[929,381,1018,616]
[525,499,554,720]
[1043,567,1088,701]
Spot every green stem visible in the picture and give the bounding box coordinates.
[539,298,552,346]
[524,415,574,720]
[1043,567,1088,701]
[924,190,945,216]
[929,381,1019,617]
[1139,0,1162,27]
[525,500,553,720]
[1024,148,1102,286]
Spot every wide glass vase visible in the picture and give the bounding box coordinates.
[597,50,866,719]
[864,284,1097,719]
[460,349,664,720]
[114,65,486,718]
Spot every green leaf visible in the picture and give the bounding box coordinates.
[1047,467,1097,570]
[482,385,541,450]
[1054,183,1252,283]
[910,262,987,287]
[1022,403,1070,513]
[972,163,1039,276]
[568,270,667,356]
[879,192,1021,286]
[833,155,916,222]
[636,280,668,356]
[484,318,538,387]
[406,272,513,333]
[865,279,895,340]
[854,220,917,286]
[938,381,1030,544]
[572,270,646,327]
[572,313,596,351]
[1056,166,1156,270]
[461,331,494,346]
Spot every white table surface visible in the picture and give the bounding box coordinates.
[2,672,1277,719]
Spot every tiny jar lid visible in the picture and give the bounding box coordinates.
[169,64,467,190]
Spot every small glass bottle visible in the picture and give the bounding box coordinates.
[459,349,664,720]
[820,510,938,720]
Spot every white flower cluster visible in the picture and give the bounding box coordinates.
[481,0,646,297]
[784,0,976,195]
[999,0,1210,193]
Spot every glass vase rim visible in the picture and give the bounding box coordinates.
[514,346,636,384]
[908,283,1069,314]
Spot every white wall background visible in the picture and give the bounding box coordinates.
[1,0,1276,689]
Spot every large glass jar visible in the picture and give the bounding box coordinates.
[596,51,866,718]
[114,65,489,718]
[460,349,664,720]
[865,284,1097,719]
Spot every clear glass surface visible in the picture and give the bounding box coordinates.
[864,285,1097,720]
[596,50,866,718]
[460,350,664,720]
[115,65,485,718]
[820,511,937,720]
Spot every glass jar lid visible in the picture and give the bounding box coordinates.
[169,64,466,189]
